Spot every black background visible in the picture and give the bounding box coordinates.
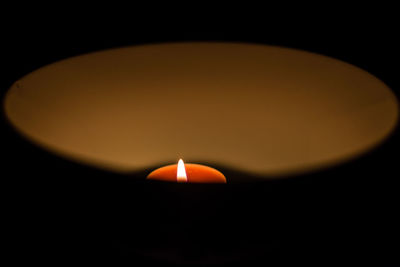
[1,8,399,266]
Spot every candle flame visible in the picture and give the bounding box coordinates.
[177,159,187,182]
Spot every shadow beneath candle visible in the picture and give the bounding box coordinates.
[109,163,334,265]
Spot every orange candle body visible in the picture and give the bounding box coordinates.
[147,163,226,183]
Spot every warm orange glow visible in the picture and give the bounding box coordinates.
[177,159,187,182]
[147,160,226,183]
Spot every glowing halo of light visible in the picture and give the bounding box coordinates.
[4,42,398,178]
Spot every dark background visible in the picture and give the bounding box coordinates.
[1,8,399,266]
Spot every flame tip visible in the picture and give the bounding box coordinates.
[177,158,187,182]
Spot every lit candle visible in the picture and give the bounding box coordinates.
[147,159,226,183]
